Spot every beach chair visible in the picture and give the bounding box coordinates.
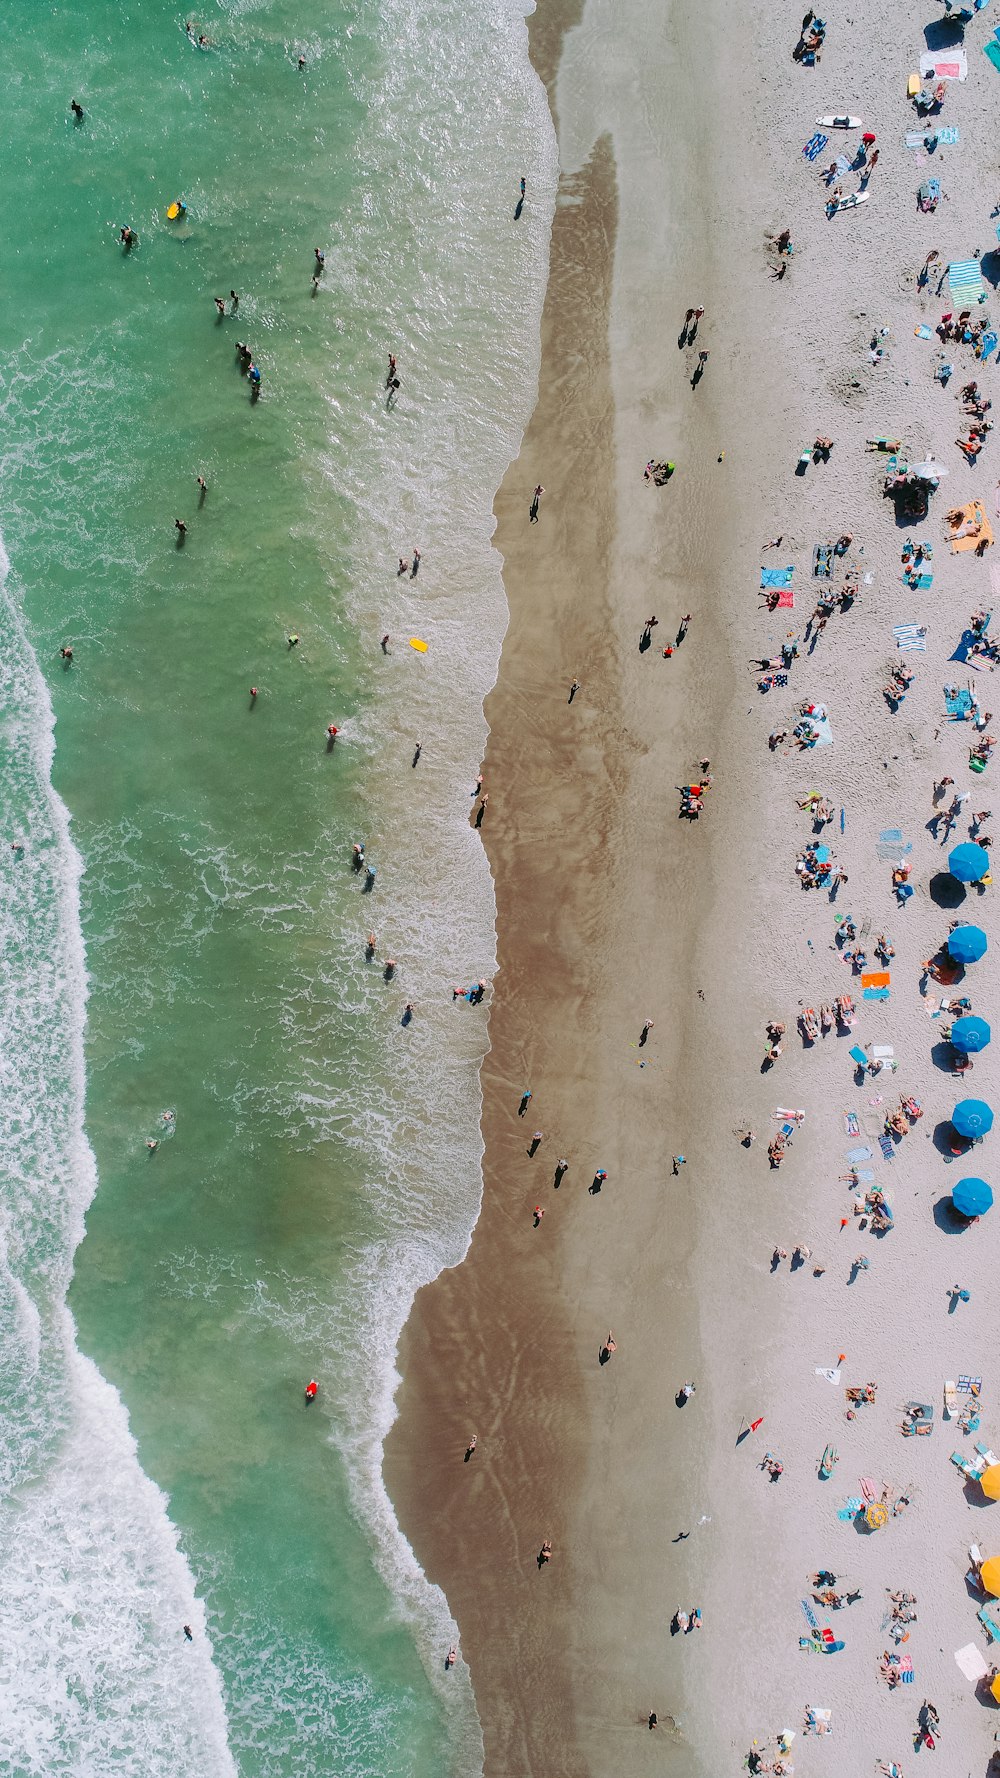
[979,1603,1000,1641]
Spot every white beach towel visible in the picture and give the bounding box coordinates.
[955,1642,988,1682]
[920,49,967,79]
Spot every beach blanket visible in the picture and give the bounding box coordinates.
[951,628,995,669]
[776,588,794,608]
[876,828,912,860]
[945,687,974,718]
[949,259,987,305]
[921,49,967,79]
[894,624,927,650]
[955,1642,989,1683]
[803,131,828,161]
[950,500,993,553]
[761,565,794,587]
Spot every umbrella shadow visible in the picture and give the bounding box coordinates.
[931,1039,964,1073]
[980,249,1000,290]
[929,871,968,910]
[933,1192,971,1232]
[932,1118,970,1159]
[964,1476,996,1508]
[923,16,965,47]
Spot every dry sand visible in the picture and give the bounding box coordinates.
[387,0,1000,1772]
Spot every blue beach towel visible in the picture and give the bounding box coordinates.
[864,987,890,1000]
[803,132,828,161]
[935,124,960,145]
[945,687,974,718]
[879,1134,895,1161]
[988,38,1000,67]
[894,624,927,651]
[981,330,999,363]
[761,565,794,587]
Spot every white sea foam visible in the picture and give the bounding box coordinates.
[0,542,235,1775]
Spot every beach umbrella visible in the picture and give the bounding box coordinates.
[949,842,990,883]
[952,1099,994,1139]
[983,1465,1000,1502]
[981,1556,1000,1597]
[911,457,949,479]
[952,1177,993,1218]
[948,924,988,964]
[865,1501,888,1530]
[952,1015,992,1053]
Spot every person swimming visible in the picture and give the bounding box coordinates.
[304,1379,318,1402]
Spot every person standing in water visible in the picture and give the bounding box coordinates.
[174,518,187,542]
[197,474,207,501]
[70,98,84,122]
[410,548,421,578]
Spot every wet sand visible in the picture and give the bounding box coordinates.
[388,0,1000,1771]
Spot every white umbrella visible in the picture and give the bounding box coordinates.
[911,458,949,479]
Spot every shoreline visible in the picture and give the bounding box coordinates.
[389,0,1000,1773]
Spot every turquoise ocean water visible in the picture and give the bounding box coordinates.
[0,2,554,1772]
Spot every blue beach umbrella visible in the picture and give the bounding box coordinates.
[952,1176,994,1218]
[952,1098,995,1139]
[952,1016,992,1053]
[949,842,991,883]
[948,924,989,964]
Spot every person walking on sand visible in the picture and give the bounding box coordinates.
[528,1130,543,1155]
[672,1154,686,1174]
[568,679,580,703]
[532,1205,544,1227]
[537,1539,552,1567]
[600,1331,616,1363]
[529,484,544,521]
[639,1019,654,1045]
[518,1089,532,1116]
[475,793,488,828]
[464,1434,477,1461]
[677,614,691,643]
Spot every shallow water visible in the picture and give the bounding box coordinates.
[0,0,555,1771]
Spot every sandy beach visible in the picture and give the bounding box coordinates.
[388,0,1000,1772]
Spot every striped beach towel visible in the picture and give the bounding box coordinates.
[894,624,927,650]
[950,259,987,305]
[900,1655,914,1683]
[879,1134,895,1160]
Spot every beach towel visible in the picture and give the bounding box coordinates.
[899,1656,914,1683]
[945,688,973,718]
[845,1145,873,1163]
[811,715,833,746]
[921,49,967,79]
[843,1109,859,1134]
[955,1642,989,1683]
[984,331,1000,364]
[813,543,833,578]
[761,565,794,587]
[863,987,890,1000]
[776,588,795,608]
[908,571,933,589]
[958,1375,983,1392]
[861,972,890,989]
[951,628,995,669]
[859,1476,876,1500]
[935,124,961,145]
[914,323,933,339]
[856,1168,875,1181]
[949,260,987,305]
[837,1497,861,1521]
[950,500,993,553]
[905,131,933,147]
[803,131,828,161]
[985,38,1000,70]
[878,1134,895,1160]
[894,624,927,650]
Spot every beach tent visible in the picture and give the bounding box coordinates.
[952,1176,994,1217]
[952,1099,994,1138]
[981,1556,1000,1596]
[983,1466,1000,1502]
[948,924,988,963]
[949,842,990,882]
[952,1016,992,1053]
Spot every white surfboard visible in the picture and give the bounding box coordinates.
[818,114,862,127]
[833,191,869,212]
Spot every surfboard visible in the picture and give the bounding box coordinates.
[818,114,861,127]
[834,191,869,212]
